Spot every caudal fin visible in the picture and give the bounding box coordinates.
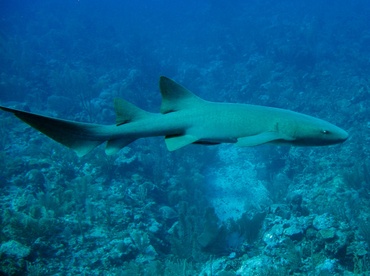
[0,106,113,157]
[0,97,155,156]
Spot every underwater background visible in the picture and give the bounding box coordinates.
[0,0,370,275]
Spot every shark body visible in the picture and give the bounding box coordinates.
[0,76,348,156]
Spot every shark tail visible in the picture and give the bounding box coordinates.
[0,99,150,157]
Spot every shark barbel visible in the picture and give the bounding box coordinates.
[0,76,348,157]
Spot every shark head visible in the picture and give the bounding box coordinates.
[290,115,348,146]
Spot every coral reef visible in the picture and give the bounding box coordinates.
[1,0,370,274]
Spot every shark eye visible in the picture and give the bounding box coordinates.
[321,130,330,135]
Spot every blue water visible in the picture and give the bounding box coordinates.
[1,0,370,275]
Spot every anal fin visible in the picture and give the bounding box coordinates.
[105,138,136,155]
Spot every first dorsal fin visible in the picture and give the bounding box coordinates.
[159,76,205,114]
[114,98,151,126]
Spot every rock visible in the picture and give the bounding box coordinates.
[318,228,336,240]
[263,224,284,247]
[0,240,30,259]
[148,219,161,233]
[159,206,178,220]
[25,169,46,193]
[315,259,337,274]
[284,225,304,241]
[269,204,291,219]
[145,245,158,259]
[347,241,368,256]
[313,213,335,230]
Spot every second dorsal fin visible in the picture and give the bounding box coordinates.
[114,98,151,126]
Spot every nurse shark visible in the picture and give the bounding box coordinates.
[0,76,348,157]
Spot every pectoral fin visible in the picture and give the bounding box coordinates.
[165,134,199,151]
[236,132,293,147]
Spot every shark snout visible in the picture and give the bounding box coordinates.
[330,126,349,144]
